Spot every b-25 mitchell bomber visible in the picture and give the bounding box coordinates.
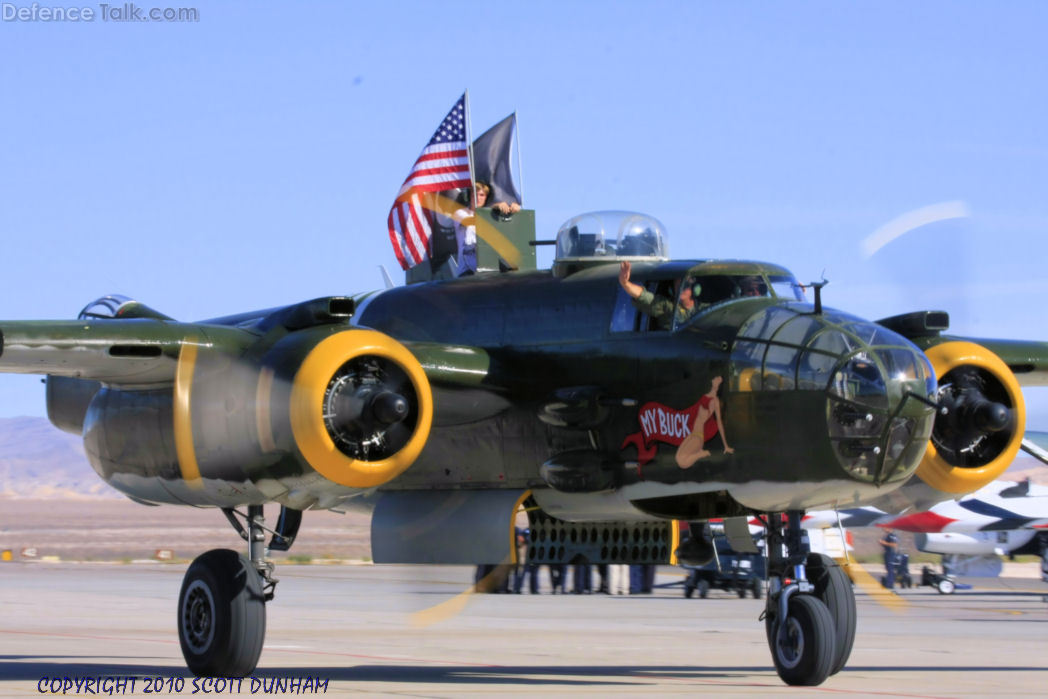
[2,209,1047,686]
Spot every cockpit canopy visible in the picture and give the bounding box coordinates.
[77,295,173,321]
[78,295,136,319]
[671,263,807,331]
[555,211,668,261]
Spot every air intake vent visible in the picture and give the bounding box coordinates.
[109,345,164,358]
[263,296,356,331]
[876,310,950,338]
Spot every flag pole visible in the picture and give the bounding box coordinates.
[513,110,524,205]
[464,89,476,205]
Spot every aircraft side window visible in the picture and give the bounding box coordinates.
[609,287,640,333]
[612,277,678,333]
[645,280,676,331]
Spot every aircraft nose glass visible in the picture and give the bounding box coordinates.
[830,355,887,409]
[827,348,936,484]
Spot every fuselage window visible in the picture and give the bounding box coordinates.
[644,280,677,331]
[609,279,679,333]
[609,287,639,333]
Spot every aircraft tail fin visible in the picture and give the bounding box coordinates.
[379,265,395,290]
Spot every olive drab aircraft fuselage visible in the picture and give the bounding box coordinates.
[2,210,1046,686]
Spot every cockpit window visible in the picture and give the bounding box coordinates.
[671,272,777,331]
[770,275,805,301]
[735,275,768,298]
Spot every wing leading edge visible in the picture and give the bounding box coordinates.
[0,320,250,385]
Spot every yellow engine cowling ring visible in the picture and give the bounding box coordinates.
[916,341,1025,494]
[288,329,433,489]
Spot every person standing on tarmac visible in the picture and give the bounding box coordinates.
[879,527,900,590]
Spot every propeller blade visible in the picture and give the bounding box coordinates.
[835,557,909,612]
[409,558,512,628]
[428,192,522,269]
[1021,433,1048,466]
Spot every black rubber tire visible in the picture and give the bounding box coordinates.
[766,594,836,686]
[751,578,763,599]
[806,553,856,676]
[684,583,695,598]
[178,549,266,677]
[697,579,710,599]
[737,584,747,599]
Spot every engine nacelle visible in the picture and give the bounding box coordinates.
[916,341,1025,495]
[81,327,433,506]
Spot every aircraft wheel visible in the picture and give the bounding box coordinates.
[806,553,856,676]
[178,549,266,677]
[697,579,710,599]
[737,584,747,599]
[938,578,956,595]
[684,582,695,598]
[766,594,835,686]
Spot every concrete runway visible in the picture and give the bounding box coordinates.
[0,562,1045,697]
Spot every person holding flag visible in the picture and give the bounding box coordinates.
[450,180,522,275]
[387,94,523,275]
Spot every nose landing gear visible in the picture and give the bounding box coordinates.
[761,511,857,686]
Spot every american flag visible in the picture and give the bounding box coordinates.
[387,94,472,270]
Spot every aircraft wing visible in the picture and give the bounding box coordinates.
[953,336,1048,387]
[0,319,248,385]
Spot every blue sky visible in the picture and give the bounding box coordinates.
[2,1,1048,422]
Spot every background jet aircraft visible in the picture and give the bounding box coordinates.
[804,477,1048,534]
[804,475,1048,576]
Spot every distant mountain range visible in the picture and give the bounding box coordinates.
[0,416,120,499]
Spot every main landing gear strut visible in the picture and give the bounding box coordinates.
[176,505,301,677]
[761,510,857,686]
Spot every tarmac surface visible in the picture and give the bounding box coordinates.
[0,562,1045,697]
